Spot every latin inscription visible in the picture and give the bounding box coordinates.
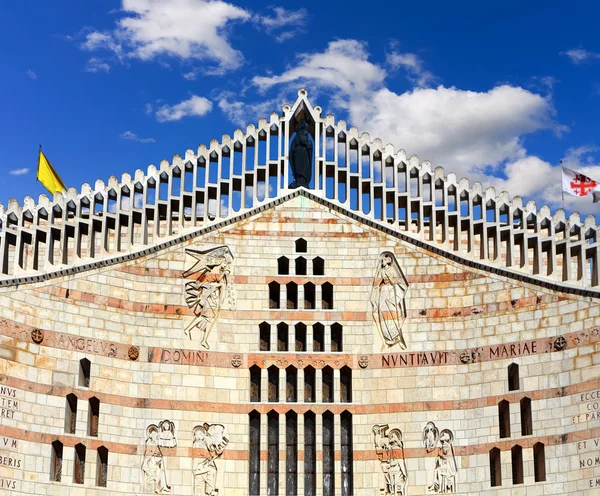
[55,334,117,356]
[1,438,17,451]
[0,387,19,419]
[160,349,208,366]
[572,390,600,424]
[489,340,537,358]
[0,478,18,490]
[382,351,449,368]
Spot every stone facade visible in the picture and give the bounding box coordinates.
[0,90,599,495]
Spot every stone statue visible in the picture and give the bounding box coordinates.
[370,251,409,349]
[158,420,177,448]
[289,117,313,188]
[192,423,229,496]
[373,424,408,496]
[142,424,171,494]
[183,246,234,349]
[423,423,457,494]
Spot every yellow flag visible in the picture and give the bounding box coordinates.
[37,150,66,195]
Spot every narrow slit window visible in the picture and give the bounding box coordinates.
[74,443,86,484]
[304,366,315,402]
[260,322,271,351]
[340,366,352,403]
[304,412,316,496]
[340,411,353,496]
[295,323,307,351]
[498,400,510,438]
[268,366,279,402]
[313,256,324,276]
[278,256,289,275]
[65,393,78,434]
[508,363,519,391]
[88,397,100,437]
[269,282,280,309]
[286,366,297,402]
[313,323,324,352]
[249,411,261,495]
[79,358,91,387]
[321,282,333,309]
[50,440,63,482]
[277,323,289,351]
[520,397,532,436]
[511,445,523,484]
[96,446,108,487]
[490,447,501,487]
[322,411,335,496]
[322,366,334,403]
[286,282,298,309]
[331,323,342,352]
[268,411,279,495]
[533,442,546,482]
[286,412,298,496]
[250,365,261,402]
[304,283,315,310]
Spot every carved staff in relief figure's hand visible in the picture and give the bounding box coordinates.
[183,246,234,349]
[289,116,313,189]
[370,251,409,349]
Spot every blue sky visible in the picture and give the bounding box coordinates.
[1,0,599,219]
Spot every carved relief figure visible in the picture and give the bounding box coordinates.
[423,423,457,494]
[158,420,177,448]
[289,117,313,188]
[370,251,409,349]
[192,423,229,496]
[183,246,234,349]
[142,424,171,494]
[373,424,408,496]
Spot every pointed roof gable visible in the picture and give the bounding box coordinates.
[1,89,598,295]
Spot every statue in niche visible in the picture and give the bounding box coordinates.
[183,246,234,349]
[423,423,457,494]
[192,423,229,496]
[158,420,177,448]
[289,116,313,188]
[373,424,408,496]
[142,424,171,494]
[370,251,409,349]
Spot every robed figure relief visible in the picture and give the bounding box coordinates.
[370,251,409,349]
[192,423,229,496]
[423,423,457,494]
[142,424,171,494]
[289,117,313,188]
[373,424,408,496]
[183,246,234,349]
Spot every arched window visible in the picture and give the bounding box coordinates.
[498,400,510,438]
[295,256,307,276]
[295,238,307,253]
[74,443,86,484]
[322,366,334,403]
[286,412,298,495]
[295,323,307,351]
[321,282,333,309]
[277,322,289,352]
[489,447,501,487]
[286,282,298,309]
[50,440,63,482]
[304,366,315,403]
[508,363,519,391]
[520,397,532,436]
[511,445,523,484]
[278,256,289,275]
[269,282,280,309]
[313,323,324,352]
[312,257,324,276]
[268,411,279,495]
[65,393,78,434]
[79,358,91,387]
[260,322,271,351]
[88,397,100,437]
[96,446,108,487]
[341,411,353,496]
[340,366,352,403]
[304,282,315,309]
[286,366,297,403]
[533,442,546,482]
[268,366,279,402]
[250,365,261,402]
[249,411,261,495]
[322,411,335,496]
[304,412,316,495]
[331,323,342,352]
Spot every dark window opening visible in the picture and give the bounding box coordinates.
[321,282,333,309]
[295,256,307,276]
[490,447,501,487]
[277,322,289,351]
[295,238,307,253]
[341,411,354,496]
[79,358,91,387]
[304,283,315,310]
[304,366,315,402]
[331,323,342,352]
[250,365,261,402]
[278,256,289,275]
[313,257,324,276]
[96,446,108,487]
[74,443,86,484]
[286,412,298,496]
[322,411,335,496]
[286,366,297,402]
[268,411,279,495]
[499,400,510,438]
[340,366,352,403]
[268,366,279,402]
[508,363,519,391]
[304,412,316,496]
[88,397,100,437]
[520,397,532,436]
[511,445,523,484]
[322,366,334,403]
[51,440,63,482]
[269,282,280,309]
[533,442,546,482]
[313,323,324,352]
[260,322,271,351]
[65,393,78,434]
[295,323,307,351]
[286,282,298,309]
[249,411,261,495]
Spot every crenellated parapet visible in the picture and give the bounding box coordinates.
[1,88,599,293]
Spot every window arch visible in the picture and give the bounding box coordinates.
[511,445,523,484]
[340,366,352,403]
[520,397,532,436]
[260,322,271,351]
[277,322,289,351]
[96,446,108,487]
[533,442,546,482]
[508,363,519,391]
[286,282,298,309]
[278,256,289,275]
[50,440,63,482]
[489,447,501,487]
[269,282,280,309]
[79,358,91,387]
[322,366,334,403]
[268,366,279,402]
[249,411,261,495]
[65,393,78,434]
[295,238,307,253]
[74,443,86,484]
[268,411,279,495]
[88,397,100,437]
[295,256,307,276]
[331,323,342,352]
[321,282,333,309]
[250,365,261,402]
[498,400,510,438]
[286,366,297,403]
[312,257,324,276]
[304,282,315,309]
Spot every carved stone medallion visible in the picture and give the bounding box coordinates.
[31,329,44,344]
[128,346,140,361]
[553,336,567,351]
[231,355,242,368]
[358,355,369,369]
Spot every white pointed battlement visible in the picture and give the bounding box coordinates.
[0,88,599,293]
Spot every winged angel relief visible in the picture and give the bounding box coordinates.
[182,246,234,349]
[370,251,409,349]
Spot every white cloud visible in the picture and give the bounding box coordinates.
[82,0,251,74]
[257,7,308,42]
[9,168,29,176]
[386,51,435,87]
[561,48,600,64]
[25,69,37,80]
[155,95,213,122]
[120,130,156,143]
[218,92,281,127]
[85,57,110,73]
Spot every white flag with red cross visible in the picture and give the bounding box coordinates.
[562,166,600,203]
